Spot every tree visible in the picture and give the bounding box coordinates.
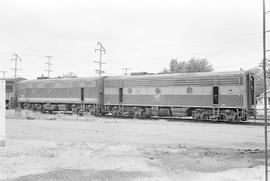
[167,57,214,73]
[248,66,270,98]
[159,68,170,74]
[178,61,186,72]
[258,59,270,79]
[249,59,270,98]
[169,59,179,73]
[185,57,213,73]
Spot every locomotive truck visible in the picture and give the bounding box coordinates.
[15,70,255,121]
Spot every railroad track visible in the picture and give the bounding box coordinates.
[22,110,270,127]
[94,114,269,126]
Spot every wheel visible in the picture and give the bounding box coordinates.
[220,114,228,122]
[202,114,210,120]
[231,113,239,122]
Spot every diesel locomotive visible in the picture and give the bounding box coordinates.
[15,77,105,113]
[14,70,255,121]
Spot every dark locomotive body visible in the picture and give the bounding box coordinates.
[0,77,25,109]
[14,71,255,121]
[16,77,105,113]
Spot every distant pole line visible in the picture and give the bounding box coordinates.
[0,71,7,78]
[11,53,22,78]
[94,42,106,76]
[45,56,53,78]
[122,68,131,76]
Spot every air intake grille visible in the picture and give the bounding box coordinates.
[105,76,241,87]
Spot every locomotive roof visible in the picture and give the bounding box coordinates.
[0,77,26,82]
[105,71,247,80]
[18,76,104,84]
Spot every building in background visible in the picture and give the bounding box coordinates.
[256,90,270,117]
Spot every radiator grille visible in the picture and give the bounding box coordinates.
[105,77,241,87]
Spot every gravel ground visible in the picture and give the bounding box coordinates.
[0,110,266,180]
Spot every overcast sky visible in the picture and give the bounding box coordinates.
[0,0,268,79]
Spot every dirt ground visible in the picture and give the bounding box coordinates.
[0,110,266,180]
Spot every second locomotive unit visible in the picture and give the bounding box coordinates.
[15,70,255,121]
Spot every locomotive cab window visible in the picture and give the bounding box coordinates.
[213,86,219,104]
[119,88,123,102]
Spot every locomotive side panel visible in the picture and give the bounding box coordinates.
[105,86,243,107]
[95,76,106,105]
[18,88,81,103]
[84,87,98,103]
[104,72,244,108]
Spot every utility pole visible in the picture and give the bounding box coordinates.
[0,71,7,78]
[11,53,22,78]
[94,42,106,76]
[45,56,53,78]
[263,0,270,180]
[122,68,131,76]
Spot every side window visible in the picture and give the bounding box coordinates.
[213,86,219,104]
[119,88,123,102]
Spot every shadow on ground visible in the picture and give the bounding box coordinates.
[9,169,152,181]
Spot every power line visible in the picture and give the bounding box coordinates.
[11,53,22,78]
[0,71,7,78]
[94,42,106,76]
[122,68,131,76]
[45,56,53,78]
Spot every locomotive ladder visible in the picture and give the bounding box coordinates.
[263,0,270,180]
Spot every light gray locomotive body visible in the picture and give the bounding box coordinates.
[104,71,255,121]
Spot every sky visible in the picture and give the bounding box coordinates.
[0,0,268,79]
